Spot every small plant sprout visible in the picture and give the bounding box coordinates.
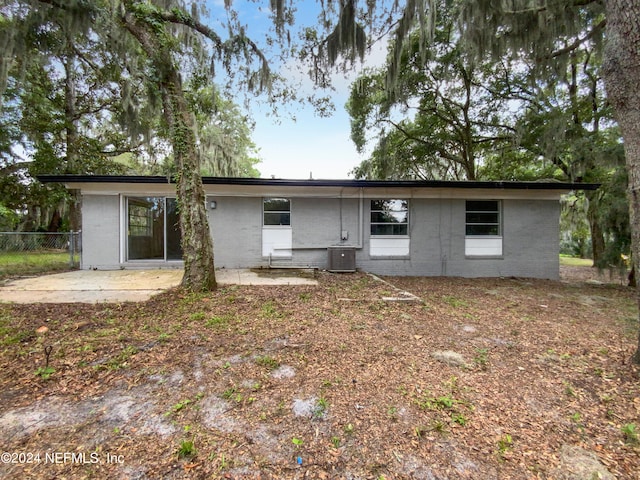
[177,439,196,459]
[414,425,429,438]
[473,347,489,370]
[564,381,577,398]
[451,412,468,426]
[331,436,341,448]
[430,420,446,434]
[497,434,513,459]
[221,387,238,400]
[621,423,638,445]
[165,393,205,417]
[343,423,354,434]
[35,344,55,379]
[314,396,329,418]
[167,399,191,415]
[291,437,304,448]
[387,406,398,420]
[35,366,55,380]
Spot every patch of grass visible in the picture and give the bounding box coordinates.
[442,295,468,308]
[255,355,280,370]
[261,300,282,318]
[0,313,32,345]
[189,312,206,321]
[205,315,230,329]
[415,393,457,411]
[298,292,312,302]
[559,255,593,267]
[158,332,171,342]
[1,328,32,346]
[102,345,138,370]
[415,378,473,428]
[0,251,77,279]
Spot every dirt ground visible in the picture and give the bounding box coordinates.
[0,266,639,479]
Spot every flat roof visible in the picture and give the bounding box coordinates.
[37,175,600,191]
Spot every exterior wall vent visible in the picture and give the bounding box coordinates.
[327,246,356,272]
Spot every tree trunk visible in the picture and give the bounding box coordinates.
[64,54,81,232]
[162,68,217,292]
[603,1,640,364]
[121,11,217,292]
[586,191,605,267]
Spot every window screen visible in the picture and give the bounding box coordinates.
[465,200,500,236]
[263,198,291,226]
[370,199,409,236]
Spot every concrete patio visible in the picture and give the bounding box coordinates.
[0,268,318,304]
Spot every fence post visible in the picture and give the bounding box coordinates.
[69,231,75,267]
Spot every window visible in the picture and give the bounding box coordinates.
[466,200,500,236]
[371,199,408,236]
[128,200,153,237]
[465,200,502,257]
[263,198,291,226]
[127,197,182,261]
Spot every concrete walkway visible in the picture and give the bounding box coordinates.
[0,268,317,304]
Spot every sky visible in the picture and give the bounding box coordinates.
[207,1,389,180]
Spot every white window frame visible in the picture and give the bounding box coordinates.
[370,199,410,257]
[262,197,292,257]
[263,198,291,226]
[465,200,503,257]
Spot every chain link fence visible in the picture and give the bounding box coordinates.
[0,232,81,277]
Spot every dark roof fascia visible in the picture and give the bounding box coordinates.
[36,174,600,191]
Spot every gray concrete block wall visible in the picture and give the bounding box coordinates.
[208,196,263,269]
[78,191,561,279]
[209,196,362,270]
[288,197,360,269]
[446,199,559,279]
[81,195,121,269]
[359,198,560,279]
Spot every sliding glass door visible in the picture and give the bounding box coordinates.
[127,197,182,261]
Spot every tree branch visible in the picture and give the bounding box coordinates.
[550,18,606,58]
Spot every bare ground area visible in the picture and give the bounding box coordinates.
[0,267,639,479]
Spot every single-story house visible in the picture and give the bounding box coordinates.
[39,175,598,279]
